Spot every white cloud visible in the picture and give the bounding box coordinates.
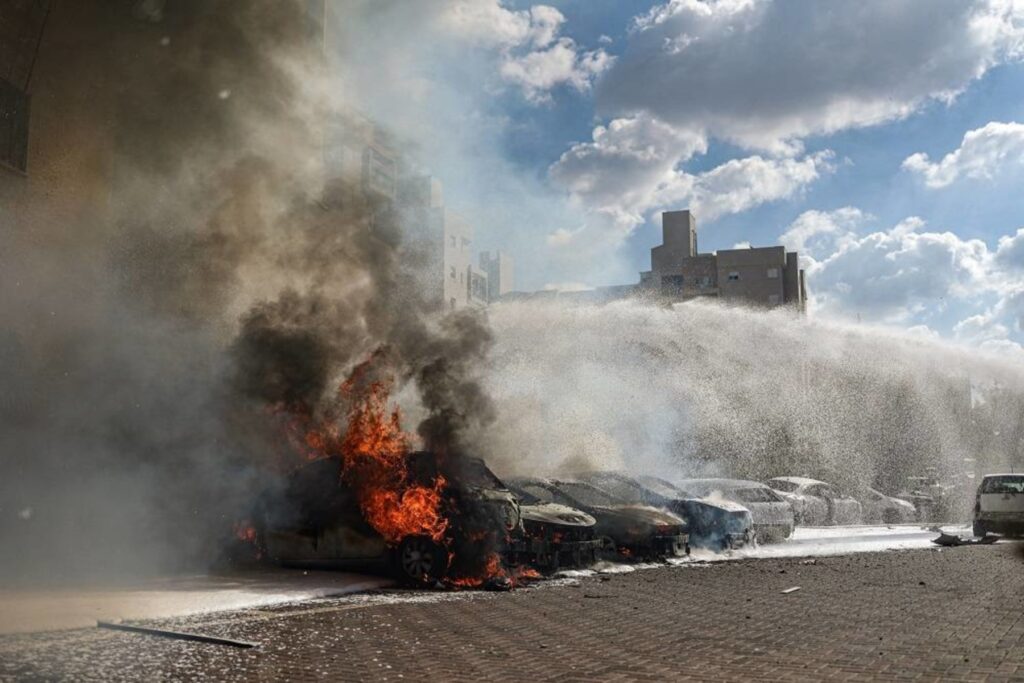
[597,0,1024,151]
[779,207,865,262]
[439,1,612,103]
[548,113,833,251]
[995,227,1024,272]
[903,121,1024,188]
[500,38,613,103]
[804,216,993,322]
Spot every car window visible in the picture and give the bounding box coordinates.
[735,487,780,503]
[556,481,622,507]
[982,476,1024,494]
[514,484,554,504]
[461,459,505,489]
[638,476,690,498]
[589,475,645,502]
[768,479,799,492]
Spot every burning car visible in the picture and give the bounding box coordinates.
[573,470,753,551]
[254,453,521,586]
[860,487,917,524]
[680,479,794,542]
[765,477,863,525]
[508,477,688,560]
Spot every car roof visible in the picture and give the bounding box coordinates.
[768,476,824,486]
[981,473,1024,478]
[681,478,769,490]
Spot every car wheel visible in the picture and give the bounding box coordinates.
[972,522,987,538]
[394,536,447,586]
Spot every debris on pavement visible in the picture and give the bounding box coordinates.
[781,586,801,594]
[97,621,258,649]
[931,532,998,547]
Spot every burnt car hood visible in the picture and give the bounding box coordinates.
[595,505,685,528]
[690,497,748,514]
[520,503,596,527]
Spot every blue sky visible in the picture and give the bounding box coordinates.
[335,0,1024,352]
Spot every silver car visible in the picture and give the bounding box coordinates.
[765,477,863,526]
[680,479,794,542]
[860,488,917,525]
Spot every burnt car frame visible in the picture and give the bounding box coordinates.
[254,453,522,586]
[508,477,689,560]
[680,478,795,542]
[574,470,754,551]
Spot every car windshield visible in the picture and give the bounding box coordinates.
[637,476,690,498]
[734,487,781,503]
[461,459,505,489]
[982,475,1024,494]
[768,479,799,492]
[511,483,553,505]
[556,481,622,507]
[587,475,645,502]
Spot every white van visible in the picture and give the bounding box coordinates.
[973,474,1024,537]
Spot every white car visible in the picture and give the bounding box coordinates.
[765,477,863,526]
[973,474,1024,538]
[861,488,917,524]
[681,479,794,542]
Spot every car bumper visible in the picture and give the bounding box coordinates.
[509,537,605,569]
[975,517,1024,537]
[652,533,689,557]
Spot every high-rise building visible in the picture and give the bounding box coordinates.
[398,175,487,311]
[479,250,514,302]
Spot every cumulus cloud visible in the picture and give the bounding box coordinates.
[597,0,1024,151]
[548,113,833,251]
[903,121,1024,188]
[779,207,866,262]
[500,38,614,103]
[783,209,1024,347]
[801,215,992,322]
[996,227,1024,272]
[439,1,613,102]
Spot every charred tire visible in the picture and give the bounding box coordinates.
[394,536,447,586]
[973,521,987,538]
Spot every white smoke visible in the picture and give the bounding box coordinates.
[476,299,1024,501]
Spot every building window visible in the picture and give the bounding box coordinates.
[768,294,780,305]
[727,271,740,281]
[661,275,685,295]
[450,297,457,310]
[450,266,456,280]
[0,77,30,174]
[767,267,779,279]
[697,276,712,288]
[450,236,457,247]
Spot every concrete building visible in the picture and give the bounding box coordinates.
[323,111,399,203]
[398,175,487,311]
[639,210,806,311]
[479,250,514,302]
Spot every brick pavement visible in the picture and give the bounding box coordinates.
[1,543,1023,681]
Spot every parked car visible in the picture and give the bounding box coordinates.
[680,479,794,542]
[973,473,1024,538]
[255,453,521,586]
[509,495,604,571]
[508,477,689,560]
[765,477,863,525]
[860,488,917,524]
[899,473,959,523]
[573,470,753,550]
